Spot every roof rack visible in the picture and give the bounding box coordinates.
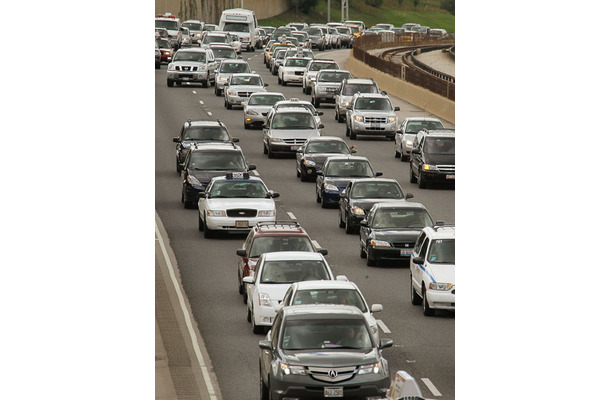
[255,221,301,229]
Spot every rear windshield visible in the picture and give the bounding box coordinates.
[405,120,444,133]
[249,95,285,106]
[318,71,352,82]
[293,289,367,312]
[351,182,403,199]
[219,62,250,73]
[250,236,313,257]
[155,20,179,30]
[182,23,202,31]
[285,58,310,67]
[223,22,250,33]
[305,141,349,154]
[372,209,433,229]
[260,260,330,283]
[271,113,316,129]
[203,35,229,44]
[325,161,374,177]
[310,62,338,71]
[342,83,378,95]
[423,137,455,155]
[183,126,230,141]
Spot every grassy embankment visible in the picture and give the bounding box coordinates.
[259,0,454,33]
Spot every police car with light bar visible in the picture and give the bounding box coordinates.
[197,172,280,238]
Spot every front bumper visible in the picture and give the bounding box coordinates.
[268,141,306,154]
[226,94,248,106]
[269,373,389,400]
[367,246,412,263]
[426,289,455,310]
[314,87,339,101]
[321,190,342,205]
[300,163,321,180]
[352,120,398,135]
[167,71,209,83]
[205,215,275,231]
[252,303,278,327]
[184,182,207,204]
[244,112,268,127]
[282,72,304,83]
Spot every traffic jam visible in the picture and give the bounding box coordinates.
[156,8,455,400]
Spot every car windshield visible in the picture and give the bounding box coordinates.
[208,180,267,198]
[182,23,202,31]
[326,161,373,177]
[337,28,350,34]
[156,39,170,48]
[249,95,285,106]
[189,152,246,171]
[305,28,322,36]
[155,29,169,38]
[274,50,287,59]
[212,48,236,59]
[285,58,310,67]
[155,20,179,30]
[277,103,316,114]
[427,239,455,264]
[271,113,316,129]
[306,141,349,154]
[204,35,229,44]
[310,62,338,71]
[423,137,455,155]
[223,22,250,33]
[318,71,351,82]
[183,126,230,141]
[220,62,250,73]
[371,209,433,229]
[174,52,206,62]
[405,120,444,133]
[342,84,377,95]
[351,182,403,199]
[203,25,217,31]
[282,319,372,350]
[250,237,314,257]
[260,260,330,284]
[292,289,367,312]
[231,76,263,85]
[354,97,392,111]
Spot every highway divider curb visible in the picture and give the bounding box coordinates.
[346,50,455,124]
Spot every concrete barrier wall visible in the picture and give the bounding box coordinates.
[346,51,455,124]
[155,0,291,24]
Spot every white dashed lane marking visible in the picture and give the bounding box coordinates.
[207,112,213,116]
[286,212,297,220]
[376,319,391,334]
[192,91,197,94]
[199,101,204,105]
[311,240,321,249]
[421,378,442,396]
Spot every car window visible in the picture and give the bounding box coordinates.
[293,289,367,312]
[305,141,349,154]
[285,58,310,67]
[260,260,330,284]
[249,95,285,106]
[272,113,315,130]
[250,236,313,257]
[351,182,402,199]
[423,137,455,154]
[208,181,267,198]
[183,126,230,141]
[427,239,455,264]
[412,232,426,255]
[420,238,430,260]
[354,98,391,111]
[405,120,444,133]
[220,62,250,73]
[310,62,338,71]
[212,47,237,59]
[282,319,371,350]
[231,76,263,85]
[372,209,433,229]
[342,83,377,95]
[318,71,351,82]
[326,161,373,178]
[188,152,246,171]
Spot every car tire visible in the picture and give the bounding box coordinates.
[334,110,338,120]
[263,143,268,154]
[305,86,311,95]
[176,159,182,173]
[410,165,417,183]
[338,113,345,123]
[268,147,275,159]
[251,309,264,334]
[203,218,214,238]
[349,129,357,140]
[345,124,350,137]
[202,77,209,88]
[238,270,244,294]
[410,273,423,305]
[302,85,306,94]
[418,170,427,189]
[338,211,346,228]
[247,306,252,322]
[155,63,160,69]
[278,76,281,85]
[401,150,409,162]
[215,87,221,96]
[227,102,232,110]
[423,288,435,316]
[366,248,377,266]
[345,221,356,234]
[198,213,204,232]
[166,79,174,87]
[320,194,329,208]
[316,187,321,203]
[244,122,249,130]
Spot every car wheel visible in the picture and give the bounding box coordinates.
[338,113,345,123]
[259,366,269,400]
[198,213,204,231]
[360,242,366,258]
[401,150,409,162]
[305,86,311,95]
[410,165,417,183]
[418,170,427,189]
[313,98,320,108]
[244,122,249,130]
[278,76,281,84]
[300,167,308,182]
[345,221,356,234]
[394,148,401,158]
[202,77,209,88]
[410,273,422,305]
[302,85,306,94]
[268,147,275,159]
[215,87,221,96]
[338,211,346,228]
[320,194,329,208]
[345,124,350,137]
[349,129,357,140]
[227,102,232,110]
[155,63,160,69]
[263,143,268,154]
[366,247,377,266]
[423,288,435,316]
[316,187,321,203]
[166,79,174,87]
[176,159,182,173]
[203,218,214,238]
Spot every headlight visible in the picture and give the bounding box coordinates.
[268,137,284,142]
[227,89,237,96]
[358,362,381,374]
[354,115,363,122]
[370,325,378,335]
[257,210,276,217]
[341,99,350,106]
[405,140,413,146]
[350,206,365,215]
[422,164,438,171]
[258,292,272,307]
[246,109,259,115]
[186,175,202,186]
[304,160,316,167]
[324,183,339,191]
[370,239,391,247]
[218,76,228,82]
[388,116,397,123]
[280,363,306,375]
[429,282,454,291]
[168,64,176,71]
[206,210,226,217]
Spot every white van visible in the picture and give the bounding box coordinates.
[219,8,258,52]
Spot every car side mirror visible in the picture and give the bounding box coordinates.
[296,147,303,153]
[412,256,424,264]
[264,83,269,87]
[318,124,325,129]
[339,192,347,198]
[411,148,420,154]
[267,192,280,198]
[248,165,257,171]
[317,248,328,255]
[375,171,383,177]
[380,90,387,95]
[243,276,254,284]
[394,106,400,111]
[360,220,368,227]
[223,82,229,86]
[172,137,180,143]
[259,340,273,350]
[350,148,357,153]
[236,249,247,257]
[232,137,240,143]
[316,170,324,175]
[317,111,324,116]
[370,304,383,313]
[405,193,414,200]
[237,55,242,59]
[379,338,393,349]
[197,192,207,198]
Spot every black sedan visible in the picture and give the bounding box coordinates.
[359,201,435,266]
[295,136,355,182]
[338,178,413,234]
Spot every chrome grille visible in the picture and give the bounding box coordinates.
[226,209,257,217]
[178,66,198,72]
[364,116,387,124]
[237,91,254,97]
[282,139,306,145]
[307,366,356,383]
[437,165,455,173]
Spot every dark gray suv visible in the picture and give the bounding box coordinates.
[258,305,393,400]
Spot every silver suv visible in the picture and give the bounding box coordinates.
[278,56,312,86]
[345,93,400,140]
[214,59,251,96]
[263,108,324,158]
[166,47,217,87]
[302,59,339,95]
[311,69,353,107]
[335,78,380,122]
[224,73,268,109]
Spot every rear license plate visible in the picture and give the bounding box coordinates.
[446,175,455,180]
[290,145,300,151]
[235,220,249,228]
[324,387,343,397]
[400,249,413,256]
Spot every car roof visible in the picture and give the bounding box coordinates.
[306,136,346,142]
[404,117,443,122]
[353,93,388,99]
[209,175,264,184]
[344,78,376,84]
[210,43,234,48]
[175,47,208,53]
[374,201,426,210]
[282,304,364,319]
[263,251,325,261]
[422,129,455,137]
[421,225,455,239]
[250,91,284,97]
[292,280,357,291]
[351,177,399,185]
[183,120,225,127]
[318,69,351,74]
[190,143,241,152]
[275,107,314,115]
[252,221,309,236]
[326,155,370,162]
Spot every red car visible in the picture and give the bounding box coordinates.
[155,38,174,63]
[235,221,327,303]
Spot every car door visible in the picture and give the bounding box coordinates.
[339,181,353,222]
[316,161,328,198]
[414,237,430,294]
[411,133,425,179]
[247,258,263,310]
[395,120,406,150]
[411,232,426,287]
[260,311,281,383]
[360,206,375,249]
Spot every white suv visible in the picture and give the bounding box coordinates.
[409,224,455,316]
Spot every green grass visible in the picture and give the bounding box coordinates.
[259,0,454,33]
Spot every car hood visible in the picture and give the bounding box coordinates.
[282,349,378,367]
[257,283,292,301]
[316,81,342,87]
[351,198,407,211]
[228,85,266,92]
[190,169,245,184]
[268,129,321,139]
[245,105,274,113]
[353,111,396,118]
[369,229,422,242]
[205,198,275,210]
[425,263,455,284]
[423,153,455,166]
[171,61,205,67]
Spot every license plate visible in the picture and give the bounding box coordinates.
[446,175,455,180]
[324,387,343,397]
[235,220,249,228]
[371,123,380,129]
[400,249,413,256]
[290,145,300,151]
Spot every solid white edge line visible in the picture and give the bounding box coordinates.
[421,378,442,396]
[311,240,320,249]
[287,212,296,220]
[251,170,260,176]
[155,222,217,400]
[376,319,391,334]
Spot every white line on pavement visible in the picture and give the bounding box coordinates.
[207,112,213,116]
[421,378,442,396]
[287,212,296,220]
[155,223,218,400]
[376,319,391,333]
[251,169,260,176]
[311,240,321,249]
[199,101,204,105]
[192,91,197,94]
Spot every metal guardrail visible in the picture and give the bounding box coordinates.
[352,33,455,101]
